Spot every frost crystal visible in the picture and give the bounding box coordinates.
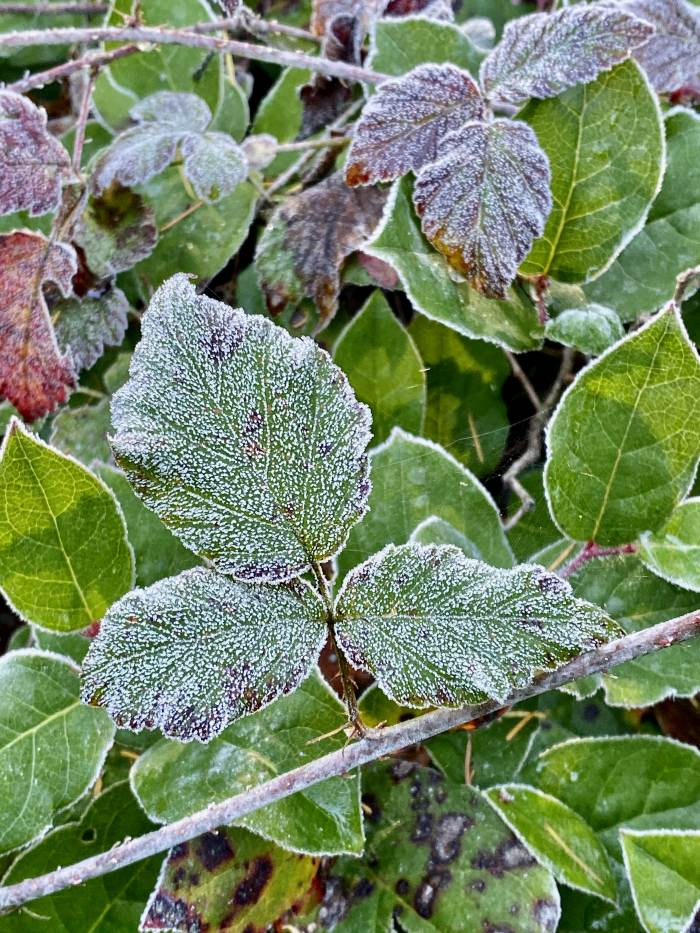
[111,274,372,581]
[622,0,700,94]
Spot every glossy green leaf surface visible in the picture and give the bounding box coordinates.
[0,420,133,631]
[545,305,700,545]
[368,15,484,76]
[639,498,700,592]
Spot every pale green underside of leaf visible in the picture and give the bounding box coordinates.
[0,650,114,855]
[545,305,700,545]
[131,671,364,855]
[336,428,513,581]
[520,60,664,284]
[368,14,484,77]
[0,420,134,632]
[364,176,544,352]
[639,497,700,592]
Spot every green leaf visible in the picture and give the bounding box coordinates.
[32,626,89,665]
[140,826,321,932]
[368,15,484,76]
[410,314,509,475]
[485,784,616,903]
[315,760,560,932]
[364,176,544,352]
[0,420,134,632]
[544,305,700,545]
[52,287,129,373]
[337,428,513,581]
[586,110,700,319]
[520,60,664,284]
[0,650,114,855]
[49,399,113,467]
[0,782,160,932]
[334,542,619,708]
[112,275,371,581]
[251,67,311,178]
[81,567,327,741]
[410,515,482,559]
[74,185,157,279]
[334,290,425,444]
[507,469,562,562]
[131,672,363,855]
[621,829,700,933]
[545,305,625,356]
[639,497,700,592]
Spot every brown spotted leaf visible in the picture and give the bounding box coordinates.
[74,184,157,279]
[0,92,73,217]
[479,5,653,105]
[81,566,327,741]
[412,118,551,298]
[345,64,484,187]
[622,0,700,94]
[140,827,321,932]
[256,172,388,330]
[0,231,77,421]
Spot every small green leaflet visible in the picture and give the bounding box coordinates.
[334,543,619,708]
[545,305,624,356]
[620,829,700,933]
[131,672,363,855]
[410,515,482,559]
[111,275,371,582]
[0,650,114,855]
[0,420,134,632]
[368,14,484,76]
[81,567,327,741]
[49,400,113,467]
[545,304,700,545]
[639,498,700,592]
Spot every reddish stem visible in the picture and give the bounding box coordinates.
[560,541,637,579]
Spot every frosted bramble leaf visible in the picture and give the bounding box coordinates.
[0,231,76,421]
[74,185,157,279]
[0,91,73,217]
[53,286,129,374]
[345,64,483,187]
[179,131,248,202]
[622,0,700,94]
[111,275,372,581]
[81,567,327,741]
[479,5,653,106]
[334,543,619,708]
[412,119,551,299]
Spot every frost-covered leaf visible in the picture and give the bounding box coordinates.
[368,14,484,76]
[623,0,700,94]
[0,91,72,217]
[314,760,560,932]
[620,829,700,933]
[334,289,425,444]
[0,782,160,932]
[545,305,625,356]
[479,5,653,106]
[112,275,371,581]
[50,399,113,466]
[141,826,321,933]
[131,672,363,854]
[81,567,327,741]
[178,130,248,202]
[337,428,513,580]
[0,650,114,855]
[53,286,129,373]
[545,304,700,545]
[485,785,616,903]
[639,498,700,592]
[334,542,618,708]
[413,118,551,298]
[0,230,76,421]
[74,185,157,279]
[364,176,544,351]
[256,172,387,330]
[520,59,665,284]
[0,420,134,632]
[345,63,483,186]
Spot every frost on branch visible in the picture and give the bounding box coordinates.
[111,275,372,582]
[81,567,327,741]
[0,91,72,217]
[0,231,76,421]
[413,119,551,299]
[90,91,248,203]
[334,543,620,709]
[622,0,700,94]
[345,64,484,187]
[479,5,653,105]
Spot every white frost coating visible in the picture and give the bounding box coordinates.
[413,119,551,298]
[81,566,328,742]
[334,543,618,709]
[111,274,372,582]
[479,5,653,105]
[622,0,700,93]
[345,63,484,186]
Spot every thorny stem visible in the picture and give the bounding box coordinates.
[273,136,348,152]
[71,68,97,174]
[1,608,699,912]
[0,1,106,11]
[560,541,638,579]
[5,44,140,93]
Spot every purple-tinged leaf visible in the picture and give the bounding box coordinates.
[413,119,551,299]
[480,5,653,105]
[0,91,73,217]
[74,184,157,280]
[622,0,700,94]
[345,64,484,187]
[383,0,454,19]
[53,287,129,373]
